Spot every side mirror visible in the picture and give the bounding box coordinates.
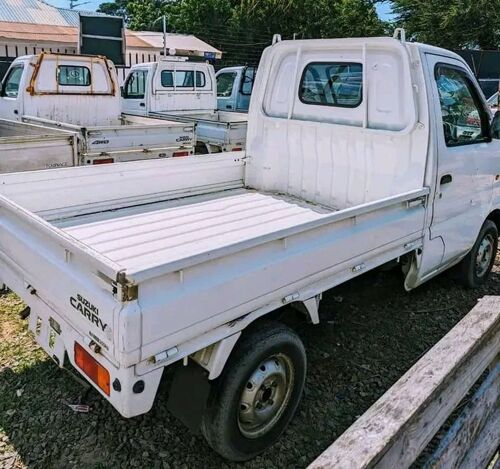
[491,111,500,139]
[120,86,125,98]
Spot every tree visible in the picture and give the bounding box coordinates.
[97,0,128,17]
[97,0,387,65]
[391,0,500,50]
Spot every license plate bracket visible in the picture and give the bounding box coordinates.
[28,313,66,367]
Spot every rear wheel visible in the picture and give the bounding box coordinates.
[458,220,498,288]
[201,321,306,461]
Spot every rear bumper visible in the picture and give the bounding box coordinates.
[0,260,163,418]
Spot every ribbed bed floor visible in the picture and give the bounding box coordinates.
[59,189,332,274]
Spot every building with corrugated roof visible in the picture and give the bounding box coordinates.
[0,0,222,81]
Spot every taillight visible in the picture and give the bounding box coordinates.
[172,151,189,157]
[93,158,114,165]
[74,342,110,396]
[232,147,243,152]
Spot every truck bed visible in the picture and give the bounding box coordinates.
[148,110,247,148]
[57,189,332,276]
[0,154,428,365]
[21,115,195,161]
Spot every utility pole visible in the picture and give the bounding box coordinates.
[163,15,167,57]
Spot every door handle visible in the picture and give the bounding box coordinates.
[139,102,145,107]
[13,109,18,115]
[440,174,453,185]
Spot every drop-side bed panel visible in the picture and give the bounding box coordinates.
[130,187,428,361]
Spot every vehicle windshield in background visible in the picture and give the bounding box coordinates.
[299,62,362,107]
[435,65,488,146]
[1,65,23,97]
[217,72,237,97]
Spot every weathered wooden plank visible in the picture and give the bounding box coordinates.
[308,296,500,469]
[423,363,499,469]
[458,408,500,469]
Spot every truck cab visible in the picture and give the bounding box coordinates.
[122,58,248,153]
[216,66,256,111]
[121,57,216,116]
[0,53,121,125]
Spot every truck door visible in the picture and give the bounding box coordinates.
[426,53,500,265]
[236,67,255,111]
[216,70,238,110]
[0,63,24,120]
[122,68,148,116]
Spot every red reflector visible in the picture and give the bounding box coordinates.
[232,148,243,152]
[173,151,189,157]
[93,158,114,165]
[74,342,110,396]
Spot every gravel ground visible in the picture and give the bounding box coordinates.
[1,253,499,469]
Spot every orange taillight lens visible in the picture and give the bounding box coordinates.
[92,158,114,165]
[74,342,110,396]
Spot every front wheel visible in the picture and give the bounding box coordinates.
[457,220,498,288]
[201,321,306,461]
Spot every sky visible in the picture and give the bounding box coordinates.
[45,0,395,21]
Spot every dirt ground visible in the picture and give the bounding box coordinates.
[1,253,499,469]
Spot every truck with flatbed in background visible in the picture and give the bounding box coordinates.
[0,33,499,461]
[0,53,195,165]
[122,57,247,154]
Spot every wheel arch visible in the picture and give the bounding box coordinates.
[486,209,500,234]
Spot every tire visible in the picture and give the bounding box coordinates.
[200,321,306,461]
[457,220,498,288]
[195,142,209,155]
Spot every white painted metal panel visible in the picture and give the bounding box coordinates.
[246,38,428,209]
[0,118,77,172]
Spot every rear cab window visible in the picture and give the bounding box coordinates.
[299,62,363,108]
[1,65,24,98]
[57,65,91,86]
[161,70,207,89]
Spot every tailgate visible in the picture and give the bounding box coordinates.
[0,194,123,357]
[0,134,77,172]
[83,122,195,155]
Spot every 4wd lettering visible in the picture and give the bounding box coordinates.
[70,294,107,332]
[91,139,110,145]
[176,135,191,143]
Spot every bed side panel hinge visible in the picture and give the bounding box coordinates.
[116,272,139,302]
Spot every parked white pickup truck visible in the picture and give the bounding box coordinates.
[1,34,499,461]
[122,57,247,153]
[0,118,78,172]
[0,53,194,164]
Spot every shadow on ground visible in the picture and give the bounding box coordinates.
[1,257,499,469]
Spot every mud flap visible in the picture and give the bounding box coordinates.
[167,361,211,433]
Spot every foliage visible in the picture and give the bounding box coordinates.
[392,0,500,50]
[97,0,386,66]
[97,0,386,38]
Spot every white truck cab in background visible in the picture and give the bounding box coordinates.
[0,53,194,166]
[0,35,499,461]
[216,65,256,111]
[122,57,248,153]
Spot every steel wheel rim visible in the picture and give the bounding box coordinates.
[237,354,295,439]
[475,233,494,278]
